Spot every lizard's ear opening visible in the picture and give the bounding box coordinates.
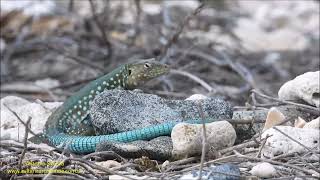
[128,69,132,75]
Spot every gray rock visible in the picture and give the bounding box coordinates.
[90,90,232,134]
[96,136,172,161]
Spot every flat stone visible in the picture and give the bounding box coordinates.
[96,136,172,161]
[90,90,232,134]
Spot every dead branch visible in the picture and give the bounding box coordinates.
[197,102,208,179]
[88,0,112,61]
[160,3,205,60]
[252,89,320,115]
[18,117,31,170]
[170,69,214,92]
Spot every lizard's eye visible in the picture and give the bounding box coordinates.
[144,63,151,68]
[128,69,132,75]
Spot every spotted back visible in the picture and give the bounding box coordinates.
[45,65,128,136]
[45,59,169,136]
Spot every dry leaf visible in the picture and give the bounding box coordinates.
[263,107,286,131]
[294,117,306,128]
[31,16,74,35]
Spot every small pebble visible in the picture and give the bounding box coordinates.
[185,94,208,101]
[250,162,277,178]
[95,160,121,169]
[161,160,170,170]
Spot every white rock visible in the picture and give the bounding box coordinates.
[163,0,199,9]
[161,160,170,170]
[183,27,237,48]
[70,0,106,17]
[261,126,320,158]
[94,160,122,174]
[304,117,320,129]
[234,20,308,51]
[184,1,317,51]
[95,160,121,169]
[185,94,208,101]
[35,78,60,89]
[0,96,30,107]
[171,121,236,159]
[0,38,5,53]
[250,162,277,178]
[0,96,62,141]
[0,0,55,16]
[278,71,320,107]
[238,1,319,36]
[234,0,319,51]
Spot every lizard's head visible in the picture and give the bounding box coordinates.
[125,58,170,89]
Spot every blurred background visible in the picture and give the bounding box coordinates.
[0,0,319,106]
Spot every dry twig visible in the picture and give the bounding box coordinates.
[88,0,112,60]
[18,117,31,170]
[219,140,258,155]
[3,104,38,137]
[197,101,208,180]
[272,126,320,157]
[234,151,318,176]
[68,158,138,180]
[48,44,105,72]
[252,89,320,115]
[83,151,126,162]
[217,50,258,89]
[132,0,142,43]
[160,3,205,60]
[170,69,214,92]
[175,48,228,66]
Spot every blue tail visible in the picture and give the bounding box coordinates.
[48,119,217,153]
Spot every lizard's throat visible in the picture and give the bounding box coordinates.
[125,79,146,89]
